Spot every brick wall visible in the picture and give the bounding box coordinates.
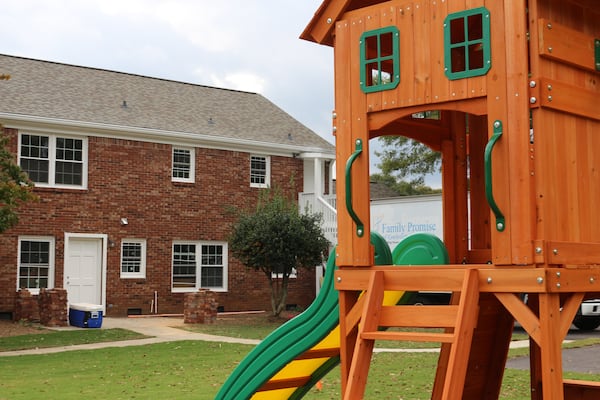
[1,129,316,316]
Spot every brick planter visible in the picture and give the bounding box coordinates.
[14,289,40,322]
[184,289,218,324]
[38,288,68,327]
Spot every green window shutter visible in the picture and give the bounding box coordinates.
[360,26,400,93]
[444,7,491,80]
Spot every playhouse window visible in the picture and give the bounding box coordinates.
[360,26,400,93]
[444,7,491,80]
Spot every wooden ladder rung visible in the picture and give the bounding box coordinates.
[258,376,311,392]
[342,268,481,400]
[257,348,340,393]
[361,330,455,343]
[295,347,340,360]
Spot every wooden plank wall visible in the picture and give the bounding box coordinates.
[336,0,497,267]
[334,0,598,266]
[529,0,600,247]
[340,0,488,114]
[334,15,374,267]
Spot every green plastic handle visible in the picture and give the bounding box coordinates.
[345,139,364,237]
[485,120,506,232]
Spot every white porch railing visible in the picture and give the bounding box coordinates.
[298,193,337,246]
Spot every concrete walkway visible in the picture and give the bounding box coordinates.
[1,316,536,358]
[0,316,537,358]
[0,316,259,357]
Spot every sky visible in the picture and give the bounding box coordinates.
[0,0,335,142]
[0,0,443,185]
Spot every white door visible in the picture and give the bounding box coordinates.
[65,237,103,305]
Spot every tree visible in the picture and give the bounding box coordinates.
[229,188,330,317]
[0,130,38,232]
[373,135,442,196]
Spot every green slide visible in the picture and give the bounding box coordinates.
[215,232,447,400]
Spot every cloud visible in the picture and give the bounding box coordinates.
[0,0,334,144]
[206,71,267,94]
[93,0,251,53]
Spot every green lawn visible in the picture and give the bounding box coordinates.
[0,328,147,352]
[2,340,599,400]
[1,319,599,399]
[0,340,250,400]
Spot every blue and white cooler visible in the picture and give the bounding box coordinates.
[69,303,103,328]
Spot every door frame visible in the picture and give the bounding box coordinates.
[63,232,108,313]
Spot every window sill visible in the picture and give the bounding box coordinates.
[171,288,227,293]
[33,186,88,193]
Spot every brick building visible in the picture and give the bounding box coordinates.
[0,54,334,318]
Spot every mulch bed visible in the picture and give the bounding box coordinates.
[0,320,51,338]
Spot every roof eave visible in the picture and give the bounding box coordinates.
[300,0,350,46]
[0,113,334,157]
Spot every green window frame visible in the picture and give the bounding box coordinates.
[360,26,400,93]
[444,7,491,80]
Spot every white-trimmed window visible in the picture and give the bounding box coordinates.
[19,133,88,189]
[17,236,55,294]
[250,155,270,188]
[172,241,227,292]
[172,147,195,183]
[120,239,146,279]
[272,268,297,279]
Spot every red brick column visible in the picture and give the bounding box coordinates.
[38,288,68,327]
[184,289,218,324]
[13,289,40,322]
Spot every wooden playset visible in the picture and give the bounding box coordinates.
[217,0,599,399]
[299,0,600,399]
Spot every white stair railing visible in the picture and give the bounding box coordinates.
[298,193,337,245]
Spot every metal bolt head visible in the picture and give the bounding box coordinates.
[535,247,542,254]
[548,46,553,53]
[336,276,342,283]
[547,95,553,102]
[556,283,561,288]
[332,112,337,119]
[496,222,504,230]
[529,80,536,88]
[530,97,537,104]
[590,277,596,284]
[332,126,337,133]
[493,121,501,128]
[487,277,493,284]
[327,18,332,24]
[537,277,544,284]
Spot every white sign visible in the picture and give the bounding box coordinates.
[370,194,443,249]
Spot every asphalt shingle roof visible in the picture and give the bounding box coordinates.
[0,54,333,152]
